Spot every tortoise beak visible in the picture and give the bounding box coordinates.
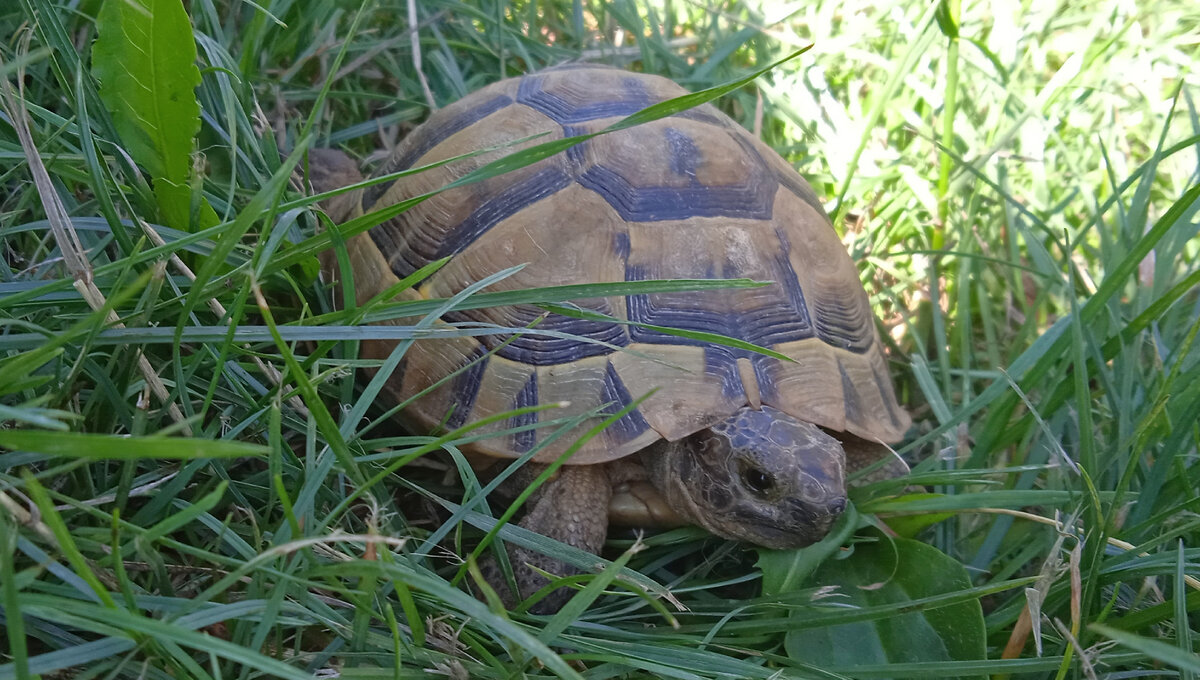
[786,490,847,545]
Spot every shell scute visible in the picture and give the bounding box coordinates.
[571,119,779,222]
[343,67,910,463]
[517,70,663,124]
[363,92,515,207]
[509,372,540,453]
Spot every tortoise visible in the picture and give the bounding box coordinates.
[309,65,911,611]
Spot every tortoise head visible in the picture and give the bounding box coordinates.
[649,405,847,549]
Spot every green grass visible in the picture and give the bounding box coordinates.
[1,0,1198,678]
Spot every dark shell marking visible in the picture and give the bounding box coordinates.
[496,359,652,454]
[598,361,652,442]
[363,94,514,208]
[445,298,629,366]
[510,372,539,453]
[517,73,655,123]
[355,67,910,460]
[445,345,490,429]
[433,166,574,262]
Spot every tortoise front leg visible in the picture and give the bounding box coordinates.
[482,464,611,613]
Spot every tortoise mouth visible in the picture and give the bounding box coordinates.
[733,521,829,550]
[752,524,823,550]
[723,500,845,550]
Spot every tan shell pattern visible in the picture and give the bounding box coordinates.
[337,66,911,464]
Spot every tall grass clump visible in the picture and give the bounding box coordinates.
[0,0,1196,678]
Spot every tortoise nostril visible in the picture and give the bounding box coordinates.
[827,496,848,515]
[789,495,847,528]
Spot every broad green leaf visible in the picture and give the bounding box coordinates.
[759,505,859,596]
[0,430,268,459]
[785,532,987,677]
[93,0,208,231]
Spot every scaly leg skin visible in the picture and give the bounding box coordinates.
[838,432,911,485]
[482,464,611,614]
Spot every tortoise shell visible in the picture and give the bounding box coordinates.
[332,66,910,464]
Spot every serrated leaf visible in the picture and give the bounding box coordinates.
[93,0,203,231]
[784,531,986,677]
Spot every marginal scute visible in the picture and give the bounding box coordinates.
[774,189,876,353]
[391,329,485,427]
[704,346,751,400]
[598,361,654,444]
[445,345,490,429]
[749,131,829,221]
[344,66,910,464]
[610,344,746,444]
[871,357,909,432]
[464,353,538,446]
[754,338,847,433]
[837,357,864,431]
[510,372,540,453]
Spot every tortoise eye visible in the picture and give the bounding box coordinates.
[743,467,774,495]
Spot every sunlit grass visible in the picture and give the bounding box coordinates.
[0,0,1196,677]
